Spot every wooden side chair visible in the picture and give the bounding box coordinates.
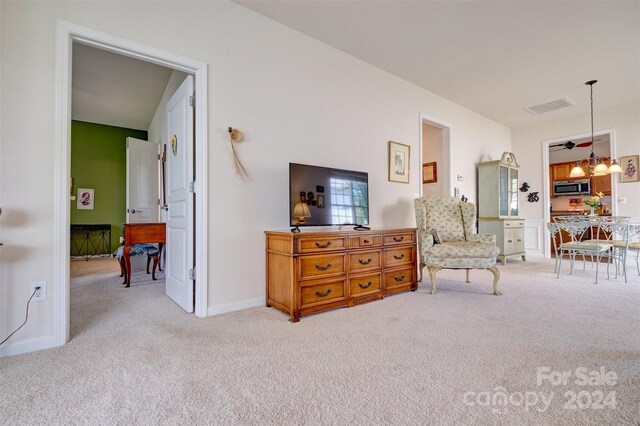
[113,243,161,286]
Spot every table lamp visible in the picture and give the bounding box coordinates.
[291,202,311,233]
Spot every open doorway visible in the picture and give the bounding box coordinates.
[54,22,209,347]
[69,41,196,336]
[419,114,452,197]
[541,129,618,258]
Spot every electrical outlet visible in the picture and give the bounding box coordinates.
[457,175,464,182]
[29,281,46,302]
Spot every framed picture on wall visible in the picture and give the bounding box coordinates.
[422,162,437,184]
[388,141,410,184]
[77,188,94,210]
[620,155,639,183]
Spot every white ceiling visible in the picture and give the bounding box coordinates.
[236,1,640,128]
[72,43,173,130]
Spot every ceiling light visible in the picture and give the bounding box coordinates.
[568,80,622,178]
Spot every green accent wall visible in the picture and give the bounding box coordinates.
[71,120,148,252]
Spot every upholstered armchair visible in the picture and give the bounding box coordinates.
[414,196,501,295]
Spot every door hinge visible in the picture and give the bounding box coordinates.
[189,95,196,107]
[158,154,161,160]
[188,181,197,193]
[158,198,161,206]
[188,268,196,280]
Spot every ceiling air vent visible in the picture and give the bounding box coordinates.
[525,97,575,115]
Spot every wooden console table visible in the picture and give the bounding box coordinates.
[123,223,166,287]
[265,228,417,322]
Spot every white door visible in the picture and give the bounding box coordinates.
[126,137,160,223]
[165,75,194,313]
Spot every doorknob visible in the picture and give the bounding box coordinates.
[129,209,143,213]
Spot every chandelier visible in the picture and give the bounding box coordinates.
[569,80,622,178]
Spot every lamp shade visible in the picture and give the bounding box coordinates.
[608,159,623,173]
[292,202,311,219]
[593,161,609,175]
[569,162,586,178]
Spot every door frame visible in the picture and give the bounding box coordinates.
[54,20,209,346]
[418,113,453,197]
[541,128,617,258]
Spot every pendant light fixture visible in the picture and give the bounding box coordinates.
[568,80,622,178]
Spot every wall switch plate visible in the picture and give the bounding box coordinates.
[29,281,46,302]
[618,197,627,205]
[454,187,461,197]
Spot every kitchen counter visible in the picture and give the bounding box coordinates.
[550,210,612,217]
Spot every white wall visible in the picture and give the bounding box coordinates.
[421,123,444,196]
[512,101,640,221]
[0,1,511,356]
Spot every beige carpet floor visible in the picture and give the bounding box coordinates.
[1,257,639,425]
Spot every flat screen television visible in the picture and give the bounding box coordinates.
[289,163,369,230]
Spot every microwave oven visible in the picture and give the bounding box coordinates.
[553,179,591,196]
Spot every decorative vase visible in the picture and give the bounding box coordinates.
[590,207,596,216]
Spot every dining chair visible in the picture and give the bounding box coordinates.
[555,217,614,284]
[591,221,639,283]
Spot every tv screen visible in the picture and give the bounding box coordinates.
[289,163,369,227]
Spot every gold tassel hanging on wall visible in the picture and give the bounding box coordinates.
[228,127,249,182]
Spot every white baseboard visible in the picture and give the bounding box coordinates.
[207,297,264,317]
[0,335,58,358]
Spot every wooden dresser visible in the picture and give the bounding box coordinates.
[265,228,417,322]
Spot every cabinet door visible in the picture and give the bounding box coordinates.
[499,166,509,216]
[591,170,612,195]
[509,168,518,217]
[553,163,571,181]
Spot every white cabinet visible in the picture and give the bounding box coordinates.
[478,152,525,265]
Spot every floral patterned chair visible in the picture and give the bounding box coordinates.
[414,196,501,295]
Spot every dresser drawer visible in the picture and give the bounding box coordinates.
[503,220,524,229]
[299,253,345,279]
[384,267,414,289]
[349,272,382,296]
[348,234,382,249]
[300,279,346,307]
[348,250,381,272]
[298,236,347,253]
[384,246,414,267]
[383,231,415,246]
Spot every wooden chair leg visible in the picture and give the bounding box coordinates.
[151,255,158,280]
[119,257,128,285]
[427,266,441,294]
[489,266,501,295]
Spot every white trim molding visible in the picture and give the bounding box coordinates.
[0,336,58,358]
[54,20,210,349]
[208,298,264,317]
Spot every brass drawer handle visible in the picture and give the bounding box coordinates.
[315,289,332,297]
[517,239,522,242]
[315,262,333,271]
[363,239,371,244]
[508,240,513,243]
[393,236,404,242]
[315,241,332,248]
[358,281,372,289]
[393,254,405,260]
[358,258,372,265]
[393,275,406,282]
